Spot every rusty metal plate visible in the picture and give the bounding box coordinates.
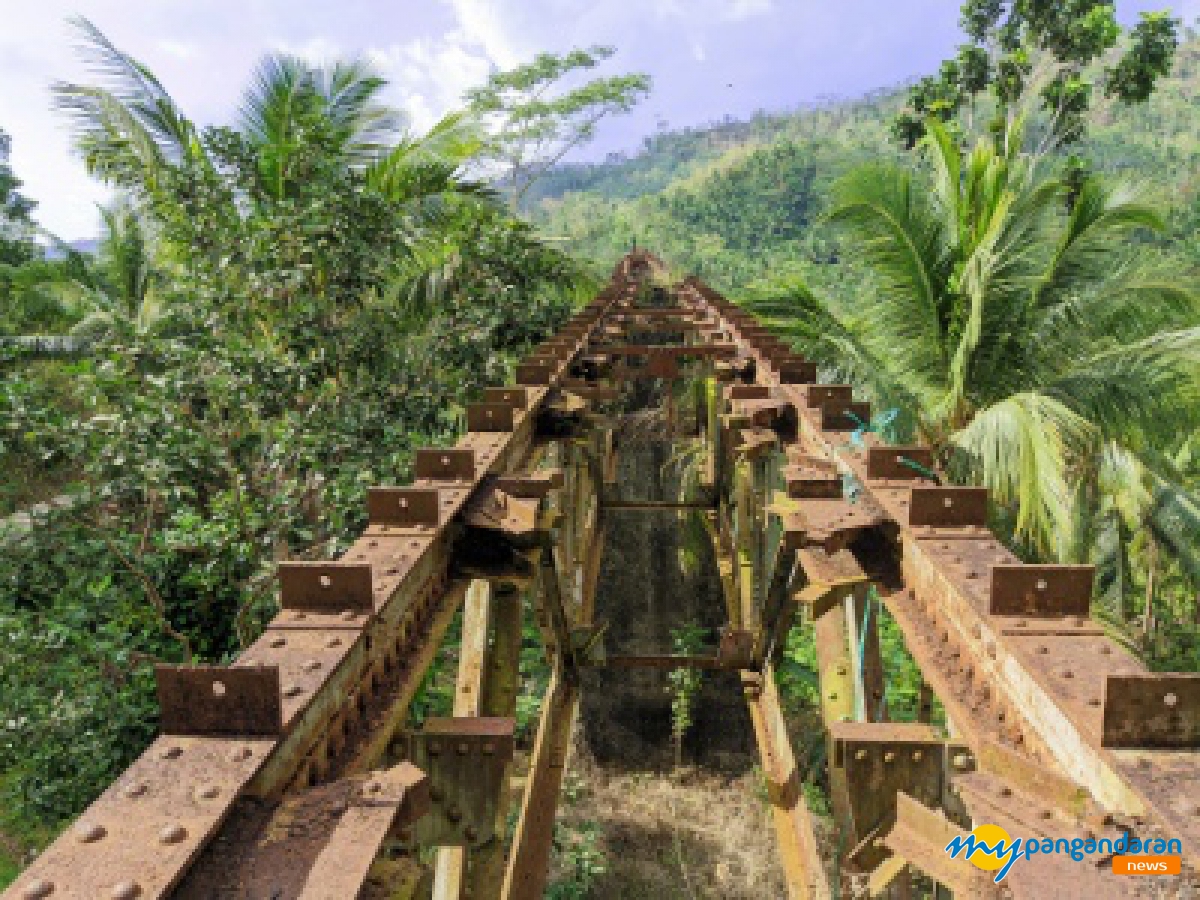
[907,487,988,529]
[466,402,516,432]
[414,448,476,481]
[728,384,771,400]
[494,469,564,499]
[989,565,1094,617]
[716,628,755,668]
[483,386,529,410]
[1103,675,1200,748]
[803,384,853,408]
[8,734,273,900]
[784,465,843,499]
[646,353,678,378]
[157,665,282,736]
[279,562,375,614]
[820,400,871,430]
[777,360,818,384]
[367,487,441,528]
[399,718,516,849]
[516,362,555,385]
[867,445,935,481]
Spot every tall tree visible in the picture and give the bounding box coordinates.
[465,46,650,204]
[0,127,39,267]
[752,119,1200,560]
[894,2,1181,149]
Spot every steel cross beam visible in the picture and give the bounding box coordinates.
[685,276,1200,883]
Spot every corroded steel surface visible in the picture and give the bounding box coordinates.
[10,252,1200,899]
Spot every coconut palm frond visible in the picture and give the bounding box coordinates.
[950,391,1097,553]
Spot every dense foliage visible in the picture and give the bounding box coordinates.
[0,20,603,867]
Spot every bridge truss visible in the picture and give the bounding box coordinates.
[8,252,1199,900]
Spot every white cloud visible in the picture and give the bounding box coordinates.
[690,38,708,63]
[156,39,202,60]
[724,0,773,21]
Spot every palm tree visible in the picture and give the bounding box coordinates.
[751,118,1200,562]
[69,200,167,344]
[54,17,489,229]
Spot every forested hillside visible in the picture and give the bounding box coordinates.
[531,33,1200,288]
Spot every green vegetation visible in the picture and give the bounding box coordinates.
[533,17,1200,674]
[0,20,645,877]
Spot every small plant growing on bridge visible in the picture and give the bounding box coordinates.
[667,623,708,770]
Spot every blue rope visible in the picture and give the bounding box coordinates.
[846,408,899,449]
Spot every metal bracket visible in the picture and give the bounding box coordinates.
[516,362,555,385]
[278,561,375,614]
[988,565,1094,617]
[397,717,516,848]
[820,400,871,431]
[467,402,516,432]
[1102,675,1200,747]
[483,386,529,410]
[156,664,282,736]
[415,448,477,481]
[777,359,817,384]
[367,487,442,529]
[907,486,988,529]
[867,445,935,480]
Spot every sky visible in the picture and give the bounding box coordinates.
[2,0,1195,239]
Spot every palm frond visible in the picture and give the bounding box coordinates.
[950,391,1097,553]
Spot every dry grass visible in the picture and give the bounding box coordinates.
[552,731,787,899]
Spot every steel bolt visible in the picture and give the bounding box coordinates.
[123,782,148,799]
[74,822,106,843]
[269,637,287,648]
[340,610,357,622]
[1089,698,1101,707]
[229,746,252,762]
[855,749,868,761]
[912,750,923,762]
[1037,645,1049,655]
[1062,670,1074,679]
[952,753,972,771]
[21,881,54,899]
[302,659,322,672]
[1000,787,1013,798]
[196,784,220,800]
[457,742,470,755]
[884,751,896,764]
[482,743,496,756]
[326,637,342,649]
[110,883,141,900]
[160,824,187,845]
[284,684,304,698]
[160,746,183,760]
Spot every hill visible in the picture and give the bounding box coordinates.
[529,36,1200,291]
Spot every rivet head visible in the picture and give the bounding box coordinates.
[159,824,187,845]
[1062,670,1074,679]
[340,610,357,622]
[21,881,54,899]
[457,742,470,755]
[196,784,220,800]
[110,883,141,900]
[75,822,106,843]
[952,753,972,771]
[269,637,287,648]
[284,684,304,698]
[123,782,148,799]
[854,749,868,761]
[159,745,183,760]
[302,659,322,672]
[326,637,342,649]
[229,746,252,762]
[884,751,896,763]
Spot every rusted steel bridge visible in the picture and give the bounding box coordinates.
[8,252,1200,899]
